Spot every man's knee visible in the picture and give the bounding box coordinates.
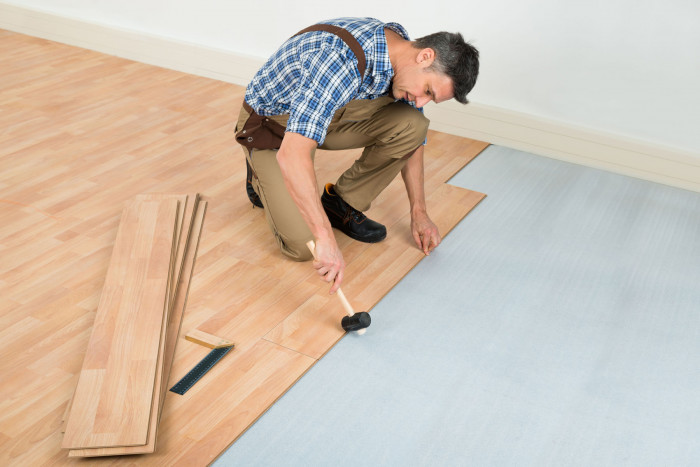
[384,104,429,154]
[403,107,430,139]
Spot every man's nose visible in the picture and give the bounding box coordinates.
[416,96,431,108]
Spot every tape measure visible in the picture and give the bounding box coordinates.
[169,346,233,395]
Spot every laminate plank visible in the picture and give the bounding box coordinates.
[100,199,178,448]
[134,193,192,304]
[158,199,207,416]
[68,199,207,457]
[61,199,179,449]
[185,329,234,349]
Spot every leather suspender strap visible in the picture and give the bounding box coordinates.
[293,24,367,78]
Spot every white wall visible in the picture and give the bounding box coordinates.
[4,0,700,154]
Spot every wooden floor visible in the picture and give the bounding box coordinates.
[0,30,488,466]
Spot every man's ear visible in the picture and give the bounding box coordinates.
[416,47,436,68]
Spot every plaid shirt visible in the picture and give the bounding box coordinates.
[244,17,411,145]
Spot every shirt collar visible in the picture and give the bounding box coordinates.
[373,22,410,78]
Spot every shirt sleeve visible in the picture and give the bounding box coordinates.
[286,45,360,145]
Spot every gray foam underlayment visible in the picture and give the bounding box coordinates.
[215,145,700,466]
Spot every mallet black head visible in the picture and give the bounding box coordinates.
[341,312,371,332]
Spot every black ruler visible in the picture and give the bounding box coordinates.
[169,346,233,395]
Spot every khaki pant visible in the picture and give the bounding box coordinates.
[236,96,429,261]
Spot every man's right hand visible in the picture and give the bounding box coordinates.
[311,235,345,294]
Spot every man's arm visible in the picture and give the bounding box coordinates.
[277,132,345,293]
[401,145,441,254]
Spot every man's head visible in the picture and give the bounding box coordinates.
[390,31,479,108]
[414,32,479,104]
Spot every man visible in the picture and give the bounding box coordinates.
[236,17,479,293]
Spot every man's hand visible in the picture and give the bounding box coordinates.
[311,235,345,294]
[411,210,441,255]
[401,145,441,255]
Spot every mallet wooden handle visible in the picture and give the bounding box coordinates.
[306,240,369,335]
[306,240,355,316]
[335,289,356,317]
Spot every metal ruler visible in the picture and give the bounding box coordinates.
[169,346,233,395]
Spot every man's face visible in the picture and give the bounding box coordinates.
[391,49,454,108]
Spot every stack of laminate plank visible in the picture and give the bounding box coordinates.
[61,193,206,457]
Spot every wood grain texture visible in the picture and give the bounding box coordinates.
[0,30,488,465]
[68,198,207,457]
[61,198,179,449]
[264,185,486,359]
[185,329,235,349]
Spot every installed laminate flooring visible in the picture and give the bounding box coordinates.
[0,30,487,465]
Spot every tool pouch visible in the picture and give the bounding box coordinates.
[235,101,287,150]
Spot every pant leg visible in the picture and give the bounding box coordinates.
[236,105,313,261]
[234,98,428,259]
[321,99,429,212]
[249,147,315,261]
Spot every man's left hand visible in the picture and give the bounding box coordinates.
[411,211,441,255]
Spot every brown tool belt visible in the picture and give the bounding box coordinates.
[235,101,286,150]
[236,23,367,151]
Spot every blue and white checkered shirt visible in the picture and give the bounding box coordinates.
[244,17,410,145]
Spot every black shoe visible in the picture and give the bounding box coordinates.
[246,160,263,208]
[321,183,386,243]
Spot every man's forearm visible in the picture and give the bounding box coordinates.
[401,145,428,215]
[276,132,334,242]
[401,144,441,254]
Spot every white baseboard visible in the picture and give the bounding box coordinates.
[424,103,700,192]
[2,2,699,192]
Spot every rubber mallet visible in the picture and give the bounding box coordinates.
[306,240,371,334]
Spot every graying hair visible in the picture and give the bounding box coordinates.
[414,32,479,104]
